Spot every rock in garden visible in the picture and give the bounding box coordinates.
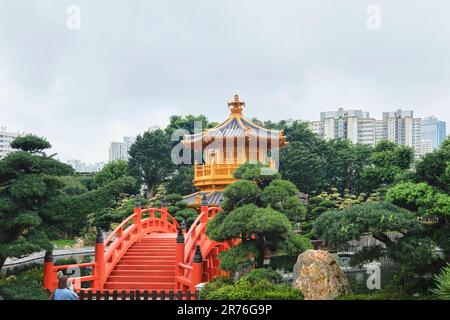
[292,249,350,300]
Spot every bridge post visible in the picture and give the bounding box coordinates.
[43,250,55,290]
[93,228,105,290]
[191,245,203,291]
[175,228,185,290]
[161,196,168,230]
[134,199,142,238]
[200,195,208,224]
[181,220,187,234]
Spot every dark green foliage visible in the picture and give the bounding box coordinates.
[48,176,138,236]
[162,194,198,228]
[200,269,303,300]
[233,162,281,188]
[361,140,413,193]
[386,182,450,217]
[91,194,148,230]
[313,202,420,249]
[10,134,51,154]
[165,165,197,196]
[93,160,136,190]
[128,129,174,198]
[0,139,76,269]
[58,176,88,196]
[336,285,434,300]
[217,244,254,274]
[207,163,311,272]
[261,180,306,222]
[220,180,262,212]
[198,276,234,300]
[0,267,48,300]
[240,268,282,284]
[165,114,217,137]
[415,137,450,193]
[278,121,376,195]
[432,264,450,300]
[389,237,439,271]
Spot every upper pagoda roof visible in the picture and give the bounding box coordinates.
[182,95,287,148]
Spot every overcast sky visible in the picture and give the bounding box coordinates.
[1,0,449,163]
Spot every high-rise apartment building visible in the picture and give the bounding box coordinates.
[109,136,135,161]
[378,110,422,153]
[421,117,446,152]
[0,128,20,159]
[309,108,375,144]
[67,159,105,173]
[309,108,423,156]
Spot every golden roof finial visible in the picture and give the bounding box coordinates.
[228,94,245,115]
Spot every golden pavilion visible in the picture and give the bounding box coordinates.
[182,95,287,206]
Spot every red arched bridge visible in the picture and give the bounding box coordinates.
[43,198,234,294]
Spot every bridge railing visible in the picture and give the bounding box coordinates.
[175,198,224,291]
[43,199,179,291]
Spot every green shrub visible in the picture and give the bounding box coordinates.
[201,269,302,300]
[269,254,298,271]
[0,267,49,300]
[204,278,302,300]
[431,264,450,300]
[336,283,436,300]
[54,257,78,266]
[240,268,282,284]
[198,276,234,300]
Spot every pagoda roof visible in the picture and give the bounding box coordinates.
[182,190,224,206]
[182,95,286,147]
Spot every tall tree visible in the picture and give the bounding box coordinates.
[415,137,450,193]
[361,140,413,193]
[128,129,174,198]
[164,114,217,138]
[207,163,310,271]
[93,160,135,189]
[0,135,73,269]
[164,165,196,195]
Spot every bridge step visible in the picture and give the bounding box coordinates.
[110,270,174,277]
[119,257,175,262]
[114,264,175,270]
[108,276,175,282]
[125,250,176,255]
[104,234,178,291]
[130,245,175,249]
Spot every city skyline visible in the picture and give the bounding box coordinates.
[1,105,448,163]
[2,1,450,163]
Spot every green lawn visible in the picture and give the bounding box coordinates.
[51,239,76,248]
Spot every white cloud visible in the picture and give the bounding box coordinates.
[0,0,449,162]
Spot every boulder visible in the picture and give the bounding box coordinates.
[292,249,350,300]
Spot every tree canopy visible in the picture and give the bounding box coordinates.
[128,129,174,198]
[10,135,52,154]
[207,162,310,271]
[93,160,131,188]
